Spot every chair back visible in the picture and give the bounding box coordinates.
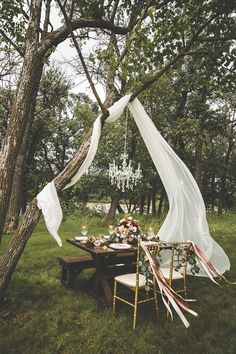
[169,242,191,277]
[138,242,162,292]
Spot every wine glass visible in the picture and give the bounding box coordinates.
[147,227,155,240]
[81,225,88,237]
[108,225,114,236]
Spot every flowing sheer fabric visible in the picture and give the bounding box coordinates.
[36,94,230,275]
[128,98,230,275]
[36,95,131,246]
[37,181,62,247]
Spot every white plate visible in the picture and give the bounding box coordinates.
[109,243,132,250]
[142,241,159,246]
[74,236,88,241]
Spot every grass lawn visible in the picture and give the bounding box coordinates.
[0,213,236,354]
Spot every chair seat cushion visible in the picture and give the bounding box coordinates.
[115,273,146,288]
[160,267,183,280]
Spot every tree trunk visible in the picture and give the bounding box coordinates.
[3,118,32,234]
[218,134,235,214]
[117,203,124,214]
[146,193,151,214]
[0,0,43,240]
[106,192,121,220]
[131,200,138,213]
[194,86,207,192]
[0,198,41,300]
[151,175,157,216]
[194,138,203,191]
[210,173,215,212]
[139,193,146,215]
[157,190,165,217]
[3,153,24,234]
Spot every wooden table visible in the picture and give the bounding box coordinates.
[66,239,136,305]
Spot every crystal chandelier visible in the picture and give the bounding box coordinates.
[108,110,142,192]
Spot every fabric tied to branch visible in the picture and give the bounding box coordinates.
[37,181,62,247]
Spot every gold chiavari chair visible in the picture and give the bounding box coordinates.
[112,242,160,330]
[160,242,191,299]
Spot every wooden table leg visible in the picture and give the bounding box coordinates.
[92,254,113,305]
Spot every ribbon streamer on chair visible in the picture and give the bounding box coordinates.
[189,242,236,286]
[140,241,198,328]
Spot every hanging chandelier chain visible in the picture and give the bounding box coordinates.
[107,108,142,192]
[124,108,128,155]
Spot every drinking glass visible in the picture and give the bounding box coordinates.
[108,225,114,236]
[147,227,155,239]
[81,225,88,237]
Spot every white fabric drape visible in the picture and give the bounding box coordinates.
[128,98,230,275]
[36,94,230,275]
[36,95,131,246]
[64,116,102,189]
[37,181,63,247]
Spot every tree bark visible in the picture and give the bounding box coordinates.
[194,138,203,191]
[117,203,125,214]
[106,191,121,220]
[218,133,235,214]
[0,198,41,300]
[139,193,146,215]
[194,86,207,192]
[0,0,43,240]
[3,152,24,234]
[3,117,33,234]
[146,193,151,214]
[151,175,158,216]
[157,190,165,217]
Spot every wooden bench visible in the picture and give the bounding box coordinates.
[58,255,94,287]
[58,252,136,288]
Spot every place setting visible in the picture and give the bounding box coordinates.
[72,217,161,251]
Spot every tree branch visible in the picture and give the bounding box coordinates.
[39,18,130,55]
[69,0,76,20]
[197,35,236,42]
[56,0,106,115]
[43,0,52,33]
[131,12,219,100]
[0,30,24,57]
[110,0,120,22]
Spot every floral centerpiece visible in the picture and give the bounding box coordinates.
[109,216,145,245]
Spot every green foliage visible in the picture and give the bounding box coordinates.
[0,0,27,52]
[86,0,236,97]
[0,213,235,353]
